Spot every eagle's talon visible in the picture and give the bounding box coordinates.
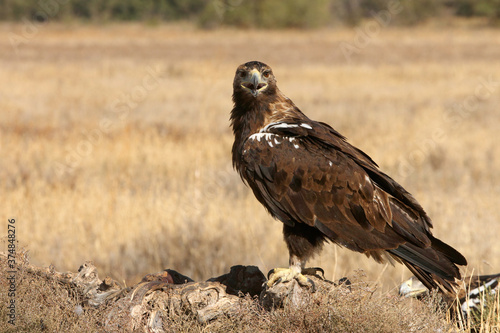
[306,278,316,292]
[310,267,325,279]
[267,269,275,280]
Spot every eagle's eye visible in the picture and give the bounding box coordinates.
[238,70,246,78]
[262,71,271,78]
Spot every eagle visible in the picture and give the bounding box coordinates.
[230,61,467,294]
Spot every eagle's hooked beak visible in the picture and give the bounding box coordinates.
[241,69,268,97]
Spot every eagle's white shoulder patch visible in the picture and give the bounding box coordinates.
[261,122,299,132]
[249,123,306,149]
[249,132,274,142]
[271,123,299,129]
[288,137,300,149]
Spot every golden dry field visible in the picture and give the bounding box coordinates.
[1,21,500,300]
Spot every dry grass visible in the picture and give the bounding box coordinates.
[0,252,451,333]
[0,251,105,332]
[1,22,500,331]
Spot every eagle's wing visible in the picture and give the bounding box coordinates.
[240,119,460,265]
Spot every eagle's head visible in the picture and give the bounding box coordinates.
[233,61,277,99]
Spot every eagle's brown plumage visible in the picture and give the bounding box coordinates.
[231,61,467,293]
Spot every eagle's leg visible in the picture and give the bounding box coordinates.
[266,223,327,291]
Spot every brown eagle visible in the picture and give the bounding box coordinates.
[230,61,467,293]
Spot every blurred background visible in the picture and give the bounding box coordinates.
[1,0,500,27]
[1,0,500,291]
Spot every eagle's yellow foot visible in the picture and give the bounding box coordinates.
[266,267,324,292]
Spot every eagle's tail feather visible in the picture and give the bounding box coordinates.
[402,260,455,294]
[389,238,466,294]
